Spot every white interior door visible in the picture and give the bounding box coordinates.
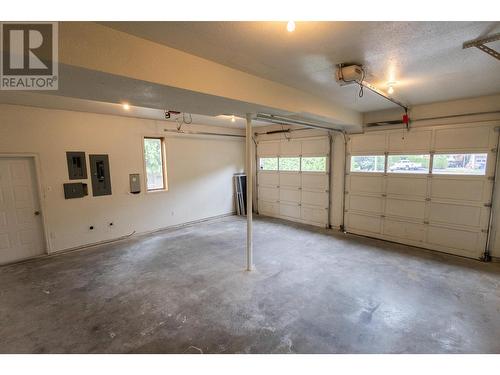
[0,157,45,264]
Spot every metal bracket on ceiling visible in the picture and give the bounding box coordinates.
[463,33,500,61]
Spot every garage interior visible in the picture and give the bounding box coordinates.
[1,21,500,354]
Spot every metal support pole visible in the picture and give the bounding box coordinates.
[246,113,254,271]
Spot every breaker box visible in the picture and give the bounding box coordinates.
[90,154,112,196]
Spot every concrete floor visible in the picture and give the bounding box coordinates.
[1,215,500,354]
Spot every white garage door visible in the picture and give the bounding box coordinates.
[257,136,330,227]
[345,123,499,259]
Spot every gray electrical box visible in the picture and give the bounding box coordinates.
[129,173,141,194]
[66,151,87,180]
[63,182,88,199]
[90,154,112,196]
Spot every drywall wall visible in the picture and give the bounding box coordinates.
[0,104,245,253]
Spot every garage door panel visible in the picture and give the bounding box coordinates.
[349,175,384,194]
[280,140,301,155]
[302,173,328,190]
[350,133,386,153]
[383,219,426,242]
[302,138,329,155]
[431,178,485,202]
[386,176,427,197]
[429,202,482,227]
[279,173,301,187]
[302,190,328,207]
[347,213,381,234]
[257,141,279,156]
[258,172,279,186]
[280,203,301,219]
[434,127,490,150]
[427,226,480,254]
[260,201,280,216]
[388,130,432,152]
[280,188,300,204]
[259,186,279,202]
[349,195,383,214]
[385,198,426,219]
[301,206,327,225]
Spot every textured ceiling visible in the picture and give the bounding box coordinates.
[101,21,500,112]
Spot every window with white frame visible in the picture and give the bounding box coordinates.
[350,155,385,173]
[259,157,278,171]
[279,157,301,171]
[144,137,167,191]
[388,154,430,174]
[432,153,487,175]
[301,156,327,172]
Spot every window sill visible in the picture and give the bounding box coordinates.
[146,188,169,194]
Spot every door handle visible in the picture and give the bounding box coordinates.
[34,211,40,216]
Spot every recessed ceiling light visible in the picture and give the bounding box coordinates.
[122,103,130,110]
[231,115,236,123]
[287,21,295,33]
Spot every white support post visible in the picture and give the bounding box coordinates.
[246,113,254,271]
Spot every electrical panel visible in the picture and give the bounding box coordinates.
[129,174,141,194]
[63,182,88,199]
[66,151,87,180]
[89,154,112,196]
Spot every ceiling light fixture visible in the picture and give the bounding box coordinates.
[122,103,130,110]
[231,115,236,123]
[287,21,295,33]
[387,82,396,95]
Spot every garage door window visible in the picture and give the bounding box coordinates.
[388,154,430,174]
[350,155,385,173]
[259,157,278,170]
[279,157,300,171]
[301,157,327,172]
[432,153,487,175]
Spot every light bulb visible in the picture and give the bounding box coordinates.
[287,21,295,32]
[231,115,236,123]
[388,86,394,95]
[122,103,130,110]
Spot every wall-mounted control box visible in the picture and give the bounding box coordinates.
[90,154,112,196]
[63,182,88,199]
[66,151,87,180]
[129,173,141,194]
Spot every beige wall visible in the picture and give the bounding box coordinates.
[0,104,245,253]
